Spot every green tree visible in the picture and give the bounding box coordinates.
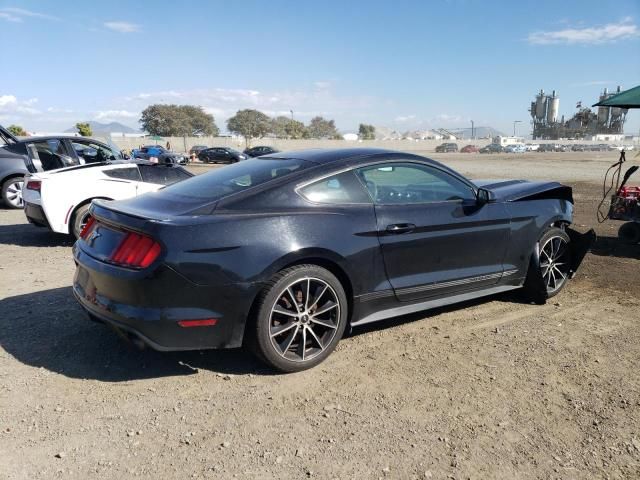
[284,119,308,139]
[140,104,219,137]
[358,123,376,140]
[7,124,28,136]
[307,116,338,139]
[76,122,93,137]
[227,109,271,146]
[270,116,291,138]
[270,116,309,139]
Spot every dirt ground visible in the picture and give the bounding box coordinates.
[1,152,639,479]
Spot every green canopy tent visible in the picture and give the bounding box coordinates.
[593,85,640,109]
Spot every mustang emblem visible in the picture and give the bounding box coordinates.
[87,230,102,246]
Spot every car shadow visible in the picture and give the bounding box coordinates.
[0,222,74,247]
[0,287,272,381]
[590,234,640,260]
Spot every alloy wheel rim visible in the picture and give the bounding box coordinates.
[269,277,340,363]
[539,235,570,294]
[5,180,24,207]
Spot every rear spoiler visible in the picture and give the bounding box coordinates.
[0,125,19,144]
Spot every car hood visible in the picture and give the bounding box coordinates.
[474,179,573,203]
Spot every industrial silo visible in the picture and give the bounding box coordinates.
[535,90,547,121]
[546,90,559,124]
[597,88,610,126]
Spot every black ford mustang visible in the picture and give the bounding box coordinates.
[72,148,594,372]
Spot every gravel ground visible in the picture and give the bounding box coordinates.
[0,152,639,479]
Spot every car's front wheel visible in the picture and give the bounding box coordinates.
[2,176,24,209]
[249,265,348,372]
[522,227,571,302]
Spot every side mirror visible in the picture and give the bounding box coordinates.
[476,188,495,205]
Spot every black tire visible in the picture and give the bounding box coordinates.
[2,176,25,209]
[248,264,348,373]
[522,227,571,303]
[618,222,640,244]
[71,204,91,239]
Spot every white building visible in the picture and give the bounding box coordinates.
[492,136,525,146]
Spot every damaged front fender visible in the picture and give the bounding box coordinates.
[566,227,596,279]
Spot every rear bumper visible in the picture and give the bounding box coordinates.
[72,245,260,351]
[24,202,50,228]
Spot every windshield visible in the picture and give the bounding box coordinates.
[159,158,311,201]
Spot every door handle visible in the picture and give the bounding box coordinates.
[386,223,416,234]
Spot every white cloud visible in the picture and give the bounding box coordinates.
[0,7,58,22]
[0,12,21,22]
[0,95,40,115]
[395,114,417,122]
[104,21,140,33]
[314,81,332,89]
[94,110,138,121]
[528,18,640,45]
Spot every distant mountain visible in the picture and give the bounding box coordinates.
[65,121,139,135]
[455,126,506,139]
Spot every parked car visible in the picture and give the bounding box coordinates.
[460,145,479,153]
[244,146,280,157]
[479,143,504,154]
[132,145,188,165]
[504,144,526,153]
[525,144,540,152]
[23,161,193,238]
[198,147,247,163]
[73,148,593,372]
[189,145,209,156]
[537,144,556,152]
[571,144,586,152]
[0,124,124,209]
[435,143,458,153]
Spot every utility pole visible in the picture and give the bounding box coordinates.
[470,120,474,140]
[513,120,522,137]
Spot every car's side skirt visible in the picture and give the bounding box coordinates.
[351,284,521,327]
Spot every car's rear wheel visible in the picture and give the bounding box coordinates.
[2,177,24,209]
[522,227,571,302]
[249,265,348,372]
[71,204,91,239]
[618,222,640,244]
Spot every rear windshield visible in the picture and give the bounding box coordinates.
[159,158,311,201]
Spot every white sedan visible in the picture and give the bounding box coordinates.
[22,161,193,238]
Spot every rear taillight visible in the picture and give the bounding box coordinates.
[79,216,96,239]
[26,180,41,192]
[110,232,162,268]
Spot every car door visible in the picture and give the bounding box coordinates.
[24,139,78,172]
[356,161,512,302]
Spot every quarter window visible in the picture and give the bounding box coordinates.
[356,162,475,204]
[139,165,190,185]
[299,171,371,204]
[104,167,141,181]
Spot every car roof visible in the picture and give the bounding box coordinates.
[263,148,398,164]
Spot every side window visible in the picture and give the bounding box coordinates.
[30,140,75,170]
[104,167,141,181]
[299,171,372,204]
[356,162,475,204]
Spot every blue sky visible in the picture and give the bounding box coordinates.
[1,0,639,135]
